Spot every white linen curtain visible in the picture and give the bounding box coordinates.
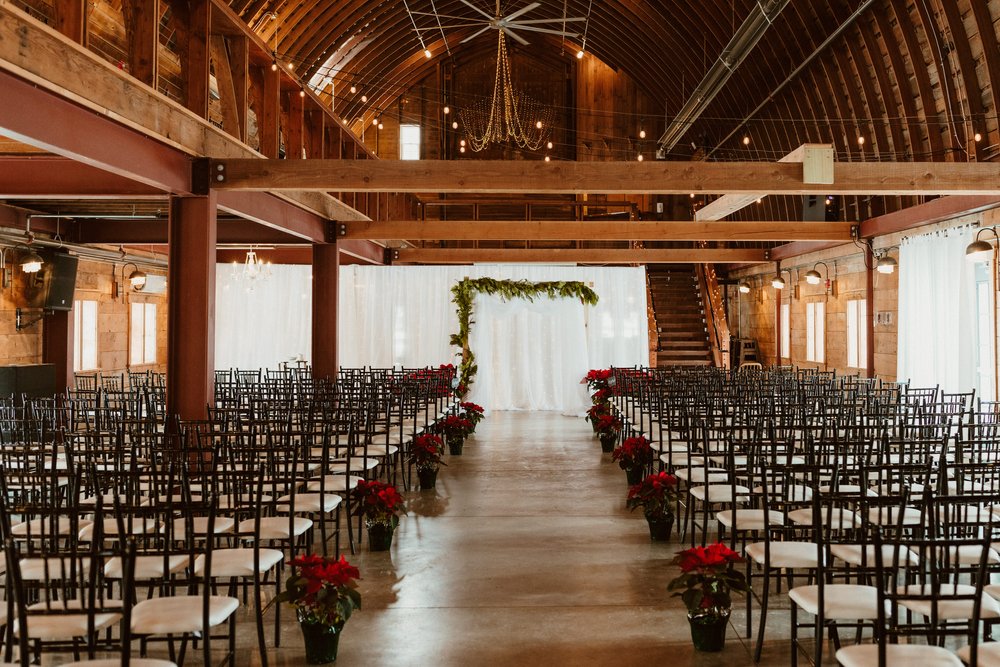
[215,263,312,370]
[897,224,978,393]
[338,265,648,411]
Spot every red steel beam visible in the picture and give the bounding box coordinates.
[216,191,328,242]
[0,71,192,194]
[0,156,164,199]
[76,219,302,245]
[859,195,1000,238]
[339,239,385,265]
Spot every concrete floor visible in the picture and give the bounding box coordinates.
[47,411,821,666]
[258,411,807,667]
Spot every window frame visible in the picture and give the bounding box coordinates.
[130,301,157,366]
[399,124,421,160]
[846,298,867,369]
[73,299,98,372]
[780,302,790,360]
[805,301,825,364]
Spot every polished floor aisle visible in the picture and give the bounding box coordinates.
[267,411,803,667]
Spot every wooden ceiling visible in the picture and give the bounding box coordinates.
[232,0,1000,172]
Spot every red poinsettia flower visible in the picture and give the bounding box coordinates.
[611,436,655,470]
[594,413,622,435]
[276,554,362,626]
[351,480,406,522]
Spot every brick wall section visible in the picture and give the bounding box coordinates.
[0,258,168,378]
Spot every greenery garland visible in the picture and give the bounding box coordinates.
[449,278,600,396]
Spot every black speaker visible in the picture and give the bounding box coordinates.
[41,252,78,311]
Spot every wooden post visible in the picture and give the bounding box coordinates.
[208,35,241,139]
[865,246,876,378]
[122,0,159,86]
[167,193,217,420]
[312,242,339,381]
[286,90,305,159]
[166,0,210,117]
[52,0,88,45]
[42,310,74,394]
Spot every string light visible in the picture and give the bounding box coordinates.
[378,122,384,130]
[459,33,554,152]
[361,95,368,103]
[637,153,643,161]
[857,135,865,146]
[372,118,379,126]
[270,60,278,72]
[299,89,306,98]
[424,48,432,59]
[350,85,357,94]
[544,155,551,162]
[743,135,751,146]
[460,139,466,147]
[975,132,983,142]
[452,121,459,129]
[547,141,553,149]
[443,106,450,115]
[460,146,466,153]
[576,50,585,59]
[287,62,294,70]
[639,129,646,139]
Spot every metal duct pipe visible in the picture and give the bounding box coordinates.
[0,232,167,269]
[657,0,790,152]
[707,0,878,158]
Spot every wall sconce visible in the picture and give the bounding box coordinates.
[966,228,998,263]
[804,261,828,285]
[114,262,148,300]
[875,253,897,274]
[19,248,43,274]
[738,281,751,294]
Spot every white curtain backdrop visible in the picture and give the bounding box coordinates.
[215,263,313,370]
[338,265,648,411]
[897,224,978,393]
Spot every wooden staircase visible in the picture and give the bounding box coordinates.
[648,267,712,367]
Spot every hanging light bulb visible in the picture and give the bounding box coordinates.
[443,105,450,115]
[350,85,357,94]
[857,135,865,146]
[299,89,306,98]
[452,121,459,129]
[372,117,379,126]
[460,146,466,153]
[287,62,294,70]
[637,153,644,162]
[544,155,551,162]
[270,60,278,72]
[535,120,543,129]
[378,122,384,130]
[639,129,646,139]
[546,141,553,149]
[423,48,432,59]
[975,132,983,143]
[460,139,466,147]
[743,135,751,146]
[361,95,368,103]
[576,50,584,59]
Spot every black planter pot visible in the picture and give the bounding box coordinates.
[599,434,616,453]
[366,520,395,552]
[688,609,730,652]
[298,617,345,664]
[417,466,439,490]
[448,436,465,455]
[645,512,673,541]
[625,466,644,486]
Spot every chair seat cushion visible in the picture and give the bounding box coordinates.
[19,557,91,581]
[898,583,1000,620]
[866,506,923,526]
[131,595,239,635]
[12,517,92,538]
[195,548,284,578]
[276,493,343,514]
[788,584,881,619]
[104,555,189,580]
[746,541,821,569]
[17,600,122,640]
[307,475,364,492]
[172,516,236,539]
[62,660,177,667]
[716,509,784,531]
[689,484,750,504]
[238,516,313,540]
[830,543,918,567]
[363,445,399,457]
[676,469,728,484]
[957,641,1000,666]
[787,507,860,529]
[836,644,963,667]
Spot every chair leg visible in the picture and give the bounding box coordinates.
[754,566,770,662]
[790,602,798,667]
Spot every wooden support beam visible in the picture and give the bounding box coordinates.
[285,90,305,159]
[859,195,1000,239]
[341,220,852,242]
[51,0,87,44]
[312,243,339,380]
[228,35,248,142]
[209,35,241,139]
[165,0,211,117]
[391,248,768,264]
[122,0,158,87]
[210,159,1000,196]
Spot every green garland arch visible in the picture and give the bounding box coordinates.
[449,278,600,397]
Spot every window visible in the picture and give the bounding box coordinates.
[399,124,421,160]
[780,302,790,359]
[974,263,995,401]
[847,299,867,369]
[130,302,157,365]
[806,301,825,363]
[73,300,98,372]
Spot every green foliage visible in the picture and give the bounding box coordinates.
[450,278,599,395]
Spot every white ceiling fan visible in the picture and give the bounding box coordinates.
[411,1,586,46]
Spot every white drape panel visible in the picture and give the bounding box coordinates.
[897,224,978,393]
[215,264,312,369]
[467,294,592,412]
[338,265,648,410]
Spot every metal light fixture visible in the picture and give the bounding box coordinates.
[771,274,786,290]
[805,261,829,285]
[966,228,998,263]
[124,262,147,291]
[20,248,43,274]
[875,254,897,275]
[738,281,751,294]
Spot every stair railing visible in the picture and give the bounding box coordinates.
[695,263,731,369]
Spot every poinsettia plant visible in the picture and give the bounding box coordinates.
[586,402,609,425]
[409,434,446,470]
[583,369,613,392]
[668,543,748,614]
[594,413,622,437]
[626,471,679,516]
[459,402,485,425]
[591,388,612,405]
[612,436,656,471]
[434,414,474,440]
[274,554,362,626]
[351,480,406,526]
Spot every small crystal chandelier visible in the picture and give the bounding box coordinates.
[459,32,554,152]
[241,247,271,290]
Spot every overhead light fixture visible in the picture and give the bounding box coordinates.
[857,135,865,146]
[378,122,384,130]
[547,141,553,149]
[576,50,584,59]
[424,48,432,58]
[738,281,751,294]
[20,248,43,274]
[966,228,998,263]
[544,155,551,162]
[875,254,897,274]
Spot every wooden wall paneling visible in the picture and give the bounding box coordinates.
[937,0,987,160]
[912,0,967,152]
[228,35,249,141]
[285,88,305,159]
[52,0,89,44]
[259,64,281,158]
[121,0,159,87]
[209,34,241,138]
[968,0,1000,148]
[305,109,325,159]
[889,0,947,160]
[165,0,211,116]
